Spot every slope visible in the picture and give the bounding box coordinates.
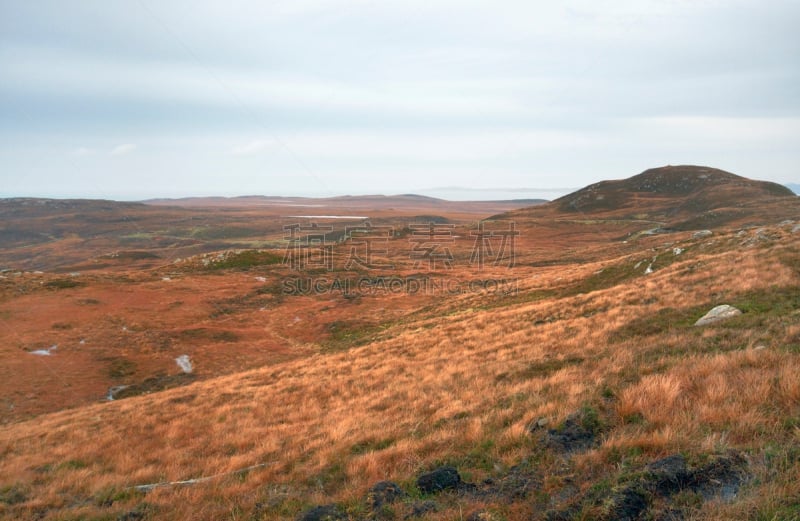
[509,165,798,232]
[1,220,798,520]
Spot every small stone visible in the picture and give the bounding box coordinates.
[693,230,713,238]
[545,412,598,453]
[528,417,549,431]
[694,305,742,326]
[175,354,193,374]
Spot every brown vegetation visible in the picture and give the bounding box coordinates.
[1,172,799,520]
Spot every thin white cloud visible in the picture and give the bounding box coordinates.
[231,139,277,155]
[2,0,799,197]
[110,143,137,156]
[72,147,95,157]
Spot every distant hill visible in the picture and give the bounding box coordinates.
[143,194,547,208]
[509,165,797,231]
[785,183,800,195]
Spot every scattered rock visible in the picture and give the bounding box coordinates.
[367,481,406,510]
[29,344,57,356]
[483,462,539,500]
[545,452,748,521]
[544,412,599,453]
[793,224,800,234]
[405,500,437,519]
[692,230,713,238]
[175,355,193,374]
[417,466,462,494]
[528,417,550,431]
[644,454,690,496]
[110,373,195,400]
[106,385,130,401]
[686,452,748,501]
[297,504,347,521]
[694,305,742,326]
[741,228,776,247]
[601,486,649,521]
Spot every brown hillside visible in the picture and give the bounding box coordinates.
[510,165,797,231]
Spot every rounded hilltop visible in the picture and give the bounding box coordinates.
[508,165,799,230]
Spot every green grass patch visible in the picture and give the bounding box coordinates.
[563,262,640,296]
[44,278,84,289]
[51,322,73,330]
[177,328,240,343]
[191,226,264,240]
[108,358,136,379]
[520,356,584,380]
[204,250,282,271]
[323,320,394,351]
[94,485,142,507]
[58,459,89,471]
[0,484,26,505]
[611,284,799,343]
[350,437,395,455]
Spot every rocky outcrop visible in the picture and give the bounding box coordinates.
[694,305,742,326]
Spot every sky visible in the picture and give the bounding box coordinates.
[1,0,798,201]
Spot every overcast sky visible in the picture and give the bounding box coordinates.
[1,0,798,200]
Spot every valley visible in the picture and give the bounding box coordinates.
[1,166,799,520]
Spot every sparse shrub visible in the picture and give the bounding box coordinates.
[51,322,72,330]
[0,484,26,505]
[204,250,282,271]
[108,358,136,378]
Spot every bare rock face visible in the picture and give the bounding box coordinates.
[694,305,742,326]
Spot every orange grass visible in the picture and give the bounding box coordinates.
[1,224,799,520]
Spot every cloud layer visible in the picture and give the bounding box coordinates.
[1,0,798,199]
